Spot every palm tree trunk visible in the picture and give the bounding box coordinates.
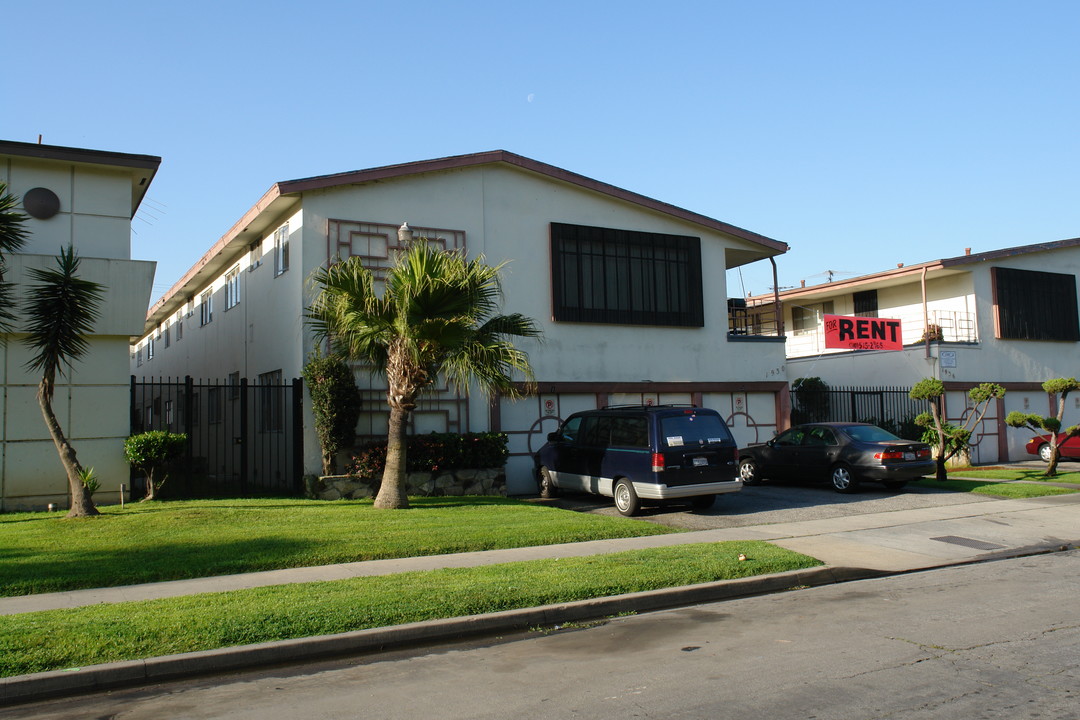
[37,380,98,517]
[375,403,410,509]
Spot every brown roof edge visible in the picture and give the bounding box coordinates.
[939,236,1080,268]
[147,184,284,317]
[754,235,1080,302]
[0,139,160,170]
[753,259,945,301]
[278,150,788,252]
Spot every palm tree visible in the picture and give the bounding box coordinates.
[307,240,540,509]
[0,181,29,335]
[22,246,105,517]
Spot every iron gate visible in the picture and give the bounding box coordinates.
[131,375,304,498]
[790,385,925,439]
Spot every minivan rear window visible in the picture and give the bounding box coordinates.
[660,414,733,447]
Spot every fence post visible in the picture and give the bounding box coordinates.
[183,376,194,496]
[240,377,250,497]
[292,377,304,494]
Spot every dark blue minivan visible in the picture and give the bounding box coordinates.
[534,405,742,516]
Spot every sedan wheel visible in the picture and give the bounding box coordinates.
[1039,444,1053,463]
[613,478,640,516]
[739,458,761,485]
[830,463,858,493]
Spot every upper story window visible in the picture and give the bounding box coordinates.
[146,336,155,360]
[175,310,183,341]
[853,289,878,317]
[200,289,213,326]
[993,267,1079,341]
[163,324,171,348]
[274,224,290,277]
[226,265,241,309]
[550,222,703,327]
[792,301,833,335]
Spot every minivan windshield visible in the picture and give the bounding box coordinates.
[660,414,733,447]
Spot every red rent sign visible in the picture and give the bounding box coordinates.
[823,314,903,351]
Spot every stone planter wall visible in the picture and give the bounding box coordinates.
[305,467,506,501]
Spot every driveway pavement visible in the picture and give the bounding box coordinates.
[537,482,998,530]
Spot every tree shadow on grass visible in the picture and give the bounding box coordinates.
[0,536,318,598]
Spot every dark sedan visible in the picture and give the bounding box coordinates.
[738,422,934,493]
[1024,434,1080,463]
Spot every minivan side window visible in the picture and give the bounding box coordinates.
[560,416,583,442]
[610,416,648,448]
[582,415,611,447]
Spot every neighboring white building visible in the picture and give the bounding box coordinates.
[750,239,1080,463]
[133,151,791,494]
[1,140,159,511]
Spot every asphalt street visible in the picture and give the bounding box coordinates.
[9,550,1078,720]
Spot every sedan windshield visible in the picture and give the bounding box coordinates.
[842,425,902,443]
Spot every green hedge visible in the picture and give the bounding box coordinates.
[347,432,509,477]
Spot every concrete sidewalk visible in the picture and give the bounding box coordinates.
[3,493,1079,705]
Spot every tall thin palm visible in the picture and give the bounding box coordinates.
[308,241,540,509]
[0,181,29,336]
[23,246,105,517]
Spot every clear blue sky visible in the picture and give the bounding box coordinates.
[5,1,1079,301]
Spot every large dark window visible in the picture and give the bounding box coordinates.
[993,266,1080,341]
[550,222,704,326]
[853,289,878,317]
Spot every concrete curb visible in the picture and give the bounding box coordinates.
[1,564,880,706]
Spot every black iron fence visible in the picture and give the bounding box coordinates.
[131,375,304,498]
[791,385,927,440]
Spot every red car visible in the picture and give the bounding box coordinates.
[1024,434,1080,463]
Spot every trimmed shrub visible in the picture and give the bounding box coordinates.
[347,432,509,478]
[123,431,188,501]
[302,353,362,475]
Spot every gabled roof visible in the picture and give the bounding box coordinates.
[0,139,160,218]
[754,236,1080,303]
[145,150,788,330]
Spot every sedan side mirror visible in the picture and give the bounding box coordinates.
[547,431,561,442]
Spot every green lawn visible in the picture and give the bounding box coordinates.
[0,541,820,678]
[0,497,678,597]
[911,477,1077,498]
[947,466,1080,484]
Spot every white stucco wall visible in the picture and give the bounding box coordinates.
[135,162,788,493]
[1,151,154,511]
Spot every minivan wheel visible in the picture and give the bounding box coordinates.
[613,479,640,516]
[830,463,858,493]
[538,467,558,499]
[739,458,761,485]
